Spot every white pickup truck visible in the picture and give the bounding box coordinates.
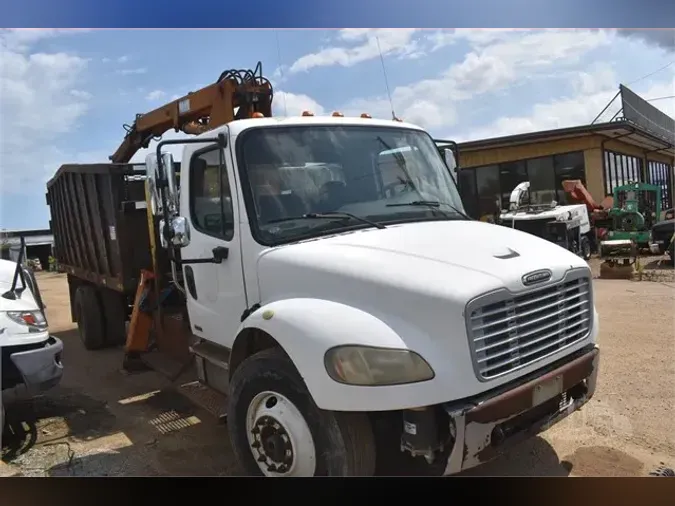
[1,256,64,433]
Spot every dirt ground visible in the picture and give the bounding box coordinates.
[2,267,674,477]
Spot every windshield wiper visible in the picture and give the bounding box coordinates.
[267,212,386,229]
[386,200,472,221]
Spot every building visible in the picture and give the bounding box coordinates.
[0,228,54,268]
[447,85,675,221]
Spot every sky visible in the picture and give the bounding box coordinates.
[0,28,673,230]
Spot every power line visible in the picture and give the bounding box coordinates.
[626,60,674,86]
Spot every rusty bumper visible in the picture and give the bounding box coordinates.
[442,345,600,475]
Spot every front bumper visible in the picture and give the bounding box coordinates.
[442,345,599,475]
[2,336,64,404]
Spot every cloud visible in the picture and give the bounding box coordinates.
[146,89,166,101]
[0,31,92,193]
[340,29,612,131]
[615,29,675,52]
[273,91,325,117]
[288,29,424,73]
[117,55,130,63]
[0,29,89,52]
[117,67,147,75]
[453,74,675,142]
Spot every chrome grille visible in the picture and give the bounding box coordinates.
[467,270,592,380]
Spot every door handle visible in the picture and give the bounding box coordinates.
[180,246,230,265]
[212,246,229,263]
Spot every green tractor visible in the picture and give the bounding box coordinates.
[599,182,662,279]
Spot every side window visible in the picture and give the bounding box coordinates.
[190,146,235,241]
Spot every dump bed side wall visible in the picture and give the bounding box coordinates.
[46,164,152,294]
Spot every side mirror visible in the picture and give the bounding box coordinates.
[145,154,162,216]
[162,152,179,215]
[444,148,457,172]
[159,216,191,248]
[145,152,179,216]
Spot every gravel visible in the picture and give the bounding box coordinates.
[2,270,673,476]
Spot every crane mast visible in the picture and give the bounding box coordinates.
[110,62,273,164]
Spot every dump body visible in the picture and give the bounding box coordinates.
[45,163,155,294]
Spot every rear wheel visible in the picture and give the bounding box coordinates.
[74,285,106,350]
[228,347,376,477]
[99,289,128,347]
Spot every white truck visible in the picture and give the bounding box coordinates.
[52,114,600,477]
[499,181,595,260]
[1,250,64,437]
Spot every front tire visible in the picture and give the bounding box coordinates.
[227,348,376,477]
[580,236,592,260]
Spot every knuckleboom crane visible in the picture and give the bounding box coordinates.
[109,62,274,164]
[113,63,273,368]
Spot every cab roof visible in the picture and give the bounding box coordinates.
[204,115,426,139]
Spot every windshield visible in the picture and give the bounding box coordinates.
[237,125,465,244]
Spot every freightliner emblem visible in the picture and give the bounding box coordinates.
[522,269,552,286]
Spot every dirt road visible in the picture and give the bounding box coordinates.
[2,272,674,476]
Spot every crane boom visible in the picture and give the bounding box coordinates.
[110,62,273,164]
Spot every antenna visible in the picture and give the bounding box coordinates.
[275,30,288,116]
[376,36,396,120]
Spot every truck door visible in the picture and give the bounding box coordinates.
[181,141,247,348]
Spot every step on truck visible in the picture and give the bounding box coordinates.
[46,63,600,476]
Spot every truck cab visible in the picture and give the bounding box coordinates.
[145,115,600,476]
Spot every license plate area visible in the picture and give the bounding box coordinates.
[532,374,563,407]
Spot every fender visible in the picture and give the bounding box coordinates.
[232,300,601,412]
[233,298,438,412]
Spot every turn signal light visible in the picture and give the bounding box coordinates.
[360,113,372,118]
[251,112,264,118]
[332,111,344,117]
[302,110,314,116]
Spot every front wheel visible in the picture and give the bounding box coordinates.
[227,348,376,477]
[580,236,592,260]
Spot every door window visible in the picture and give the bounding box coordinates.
[189,146,235,241]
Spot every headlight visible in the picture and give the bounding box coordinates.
[6,311,47,333]
[324,346,435,386]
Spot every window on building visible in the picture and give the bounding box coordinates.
[463,150,586,214]
[526,156,556,205]
[647,160,674,211]
[603,150,643,196]
[475,165,500,219]
[499,160,527,209]
[190,146,235,240]
[553,152,586,204]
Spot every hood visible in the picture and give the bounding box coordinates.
[257,220,589,303]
